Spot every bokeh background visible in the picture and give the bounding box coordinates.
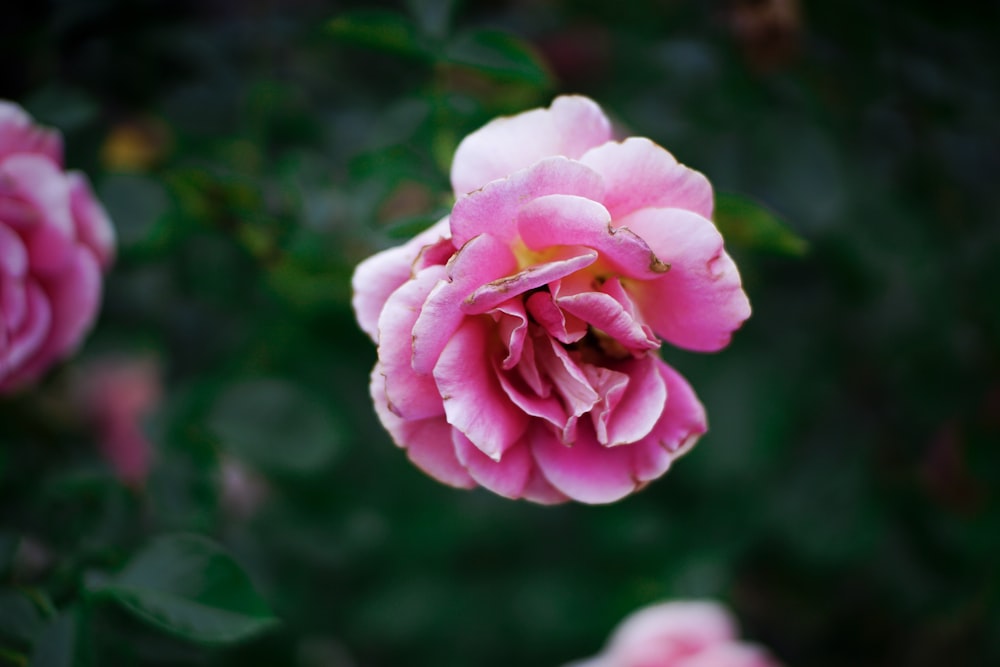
[2,1,999,665]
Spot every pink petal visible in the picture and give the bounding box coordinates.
[351,217,451,342]
[678,644,781,667]
[497,360,569,438]
[433,317,529,461]
[450,95,612,196]
[580,137,714,220]
[376,265,448,420]
[530,421,639,504]
[462,251,597,315]
[605,601,738,664]
[493,299,528,370]
[0,280,51,388]
[517,194,670,279]
[535,336,599,434]
[520,465,570,505]
[525,290,587,345]
[589,354,666,446]
[556,290,660,354]
[369,364,475,489]
[621,207,751,352]
[449,157,605,248]
[411,233,517,374]
[453,431,532,499]
[0,156,75,276]
[68,172,115,269]
[20,246,101,380]
[0,223,28,278]
[0,102,63,164]
[638,360,707,462]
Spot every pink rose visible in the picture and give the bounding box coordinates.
[0,101,115,392]
[352,96,750,504]
[77,356,161,487]
[566,601,781,667]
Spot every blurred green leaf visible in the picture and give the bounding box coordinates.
[207,379,340,476]
[29,610,76,667]
[327,10,431,60]
[98,174,170,249]
[406,0,455,38]
[0,534,17,578]
[445,30,553,87]
[0,590,41,647]
[90,534,278,645]
[23,85,98,132]
[714,193,808,256]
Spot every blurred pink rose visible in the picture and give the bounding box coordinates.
[78,357,160,487]
[352,96,750,504]
[566,601,781,667]
[0,101,115,392]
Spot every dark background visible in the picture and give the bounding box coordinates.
[1,1,998,665]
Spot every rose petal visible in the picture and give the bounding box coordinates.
[450,157,605,248]
[589,354,667,447]
[370,364,475,489]
[453,431,532,499]
[493,299,528,369]
[604,601,738,663]
[517,194,669,279]
[0,102,63,164]
[621,207,750,352]
[433,317,529,461]
[531,421,640,504]
[526,290,587,345]
[556,290,660,354]
[462,251,597,315]
[637,359,707,464]
[411,233,517,374]
[450,95,612,196]
[68,172,115,269]
[580,136,714,220]
[351,217,451,342]
[0,281,51,387]
[678,644,780,667]
[376,265,447,420]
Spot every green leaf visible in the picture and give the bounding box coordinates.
[89,534,278,645]
[207,379,340,476]
[0,590,41,647]
[714,193,808,256]
[97,174,170,249]
[445,30,552,87]
[29,610,76,667]
[327,10,431,60]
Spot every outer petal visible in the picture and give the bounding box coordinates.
[580,137,714,220]
[450,95,612,196]
[433,317,529,461]
[1,155,75,276]
[351,217,451,342]
[370,364,475,489]
[450,157,606,248]
[517,194,669,279]
[679,644,781,667]
[376,265,447,420]
[621,207,750,352]
[5,247,100,387]
[453,432,532,499]
[531,421,639,504]
[0,102,62,163]
[648,360,707,457]
[69,172,116,269]
[604,601,738,664]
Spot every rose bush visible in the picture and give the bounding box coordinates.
[352,95,750,504]
[0,101,114,392]
[565,600,781,667]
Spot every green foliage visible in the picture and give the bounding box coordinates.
[89,534,278,645]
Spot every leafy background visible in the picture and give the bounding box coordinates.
[1,0,999,665]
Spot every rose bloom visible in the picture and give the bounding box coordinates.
[565,600,781,667]
[0,101,114,392]
[76,356,161,487]
[352,96,750,504]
